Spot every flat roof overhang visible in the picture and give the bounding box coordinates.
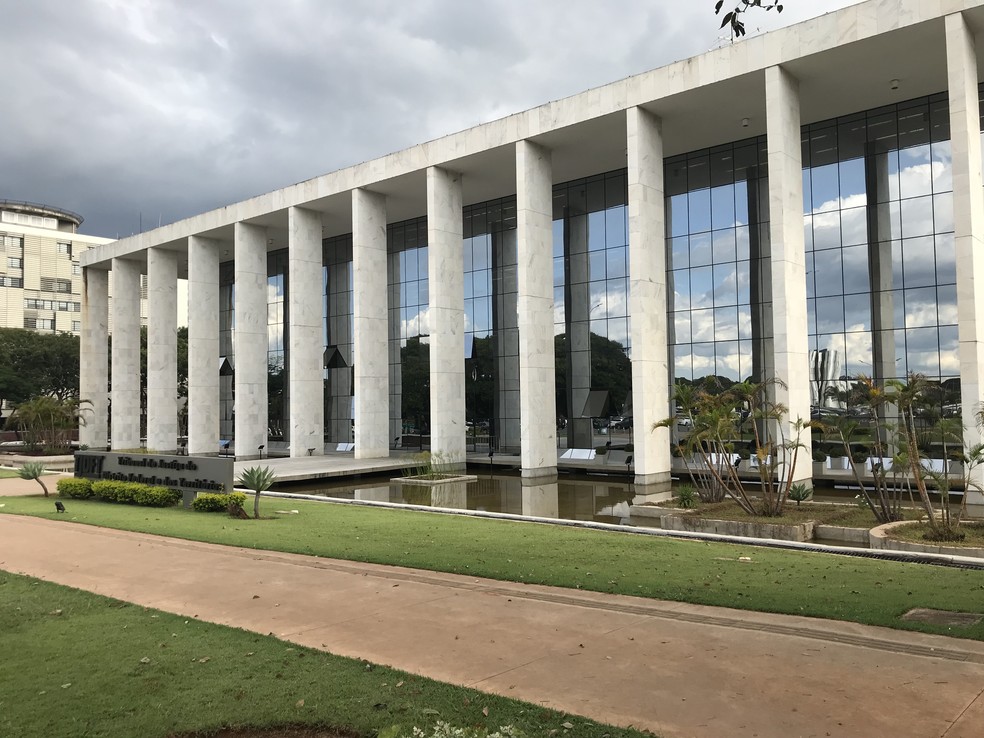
[81,1,984,275]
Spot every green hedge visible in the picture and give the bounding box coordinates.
[133,486,182,507]
[192,491,247,513]
[56,477,94,499]
[92,480,142,504]
[66,479,181,508]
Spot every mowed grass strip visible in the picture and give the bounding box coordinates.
[3,494,984,640]
[0,572,650,738]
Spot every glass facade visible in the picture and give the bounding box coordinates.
[266,250,288,442]
[207,86,984,457]
[323,234,353,443]
[804,93,959,414]
[218,260,234,441]
[463,197,520,452]
[388,217,430,445]
[665,139,772,392]
[552,170,632,450]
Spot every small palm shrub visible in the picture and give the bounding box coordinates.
[788,483,813,507]
[676,485,698,509]
[236,466,276,519]
[17,461,49,496]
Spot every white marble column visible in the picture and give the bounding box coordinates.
[80,267,109,449]
[947,11,984,512]
[352,188,390,459]
[110,257,142,450]
[627,107,671,490]
[426,166,466,469]
[234,222,269,459]
[766,64,812,485]
[288,206,325,457]
[146,247,178,452]
[516,139,557,479]
[187,235,220,455]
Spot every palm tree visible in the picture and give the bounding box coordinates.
[7,396,87,453]
[17,461,48,496]
[236,465,276,519]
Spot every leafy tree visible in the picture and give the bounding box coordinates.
[6,396,87,453]
[715,0,783,39]
[0,328,81,409]
[237,465,276,519]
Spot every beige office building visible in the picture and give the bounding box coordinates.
[0,201,121,335]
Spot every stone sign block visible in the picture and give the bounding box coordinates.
[74,451,234,494]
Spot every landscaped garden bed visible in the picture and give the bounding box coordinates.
[871,520,984,558]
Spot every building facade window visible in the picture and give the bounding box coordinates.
[804,92,957,415]
[463,196,519,452]
[665,138,772,398]
[267,250,288,442]
[57,242,72,255]
[552,170,632,450]
[8,257,21,269]
[218,261,235,440]
[323,234,353,443]
[388,218,429,444]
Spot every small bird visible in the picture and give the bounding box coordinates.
[54,501,66,513]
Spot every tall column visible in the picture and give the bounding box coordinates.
[947,12,984,510]
[516,139,557,478]
[234,222,268,459]
[426,166,466,468]
[627,107,671,489]
[765,65,812,484]
[352,188,390,459]
[288,206,325,457]
[146,247,178,452]
[187,236,220,455]
[110,257,141,450]
[80,267,109,449]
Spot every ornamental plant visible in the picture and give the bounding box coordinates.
[17,461,49,496]
[236,465,276,519]
[655,377,814,517]
[888,374,983,541]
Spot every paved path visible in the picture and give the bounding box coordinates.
[1,514,983,738]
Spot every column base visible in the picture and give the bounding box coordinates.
[355,448,390,460]
[633,472,672,491]
[521,466,557,482]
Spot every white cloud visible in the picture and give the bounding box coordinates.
[2,0,860,239]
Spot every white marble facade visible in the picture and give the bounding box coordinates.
[78,1,984,510]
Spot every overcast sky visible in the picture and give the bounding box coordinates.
[3,0,860,240]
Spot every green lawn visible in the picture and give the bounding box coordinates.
[0,467,22,479]
[0,573,646,738]
[3,494,984,640]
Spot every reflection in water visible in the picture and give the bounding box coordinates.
[284,474,651,524]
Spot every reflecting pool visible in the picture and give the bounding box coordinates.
[271,473,672,525]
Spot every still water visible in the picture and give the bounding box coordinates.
[271,473,665,525]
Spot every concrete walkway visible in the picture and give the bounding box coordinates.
[1,514,983,738]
